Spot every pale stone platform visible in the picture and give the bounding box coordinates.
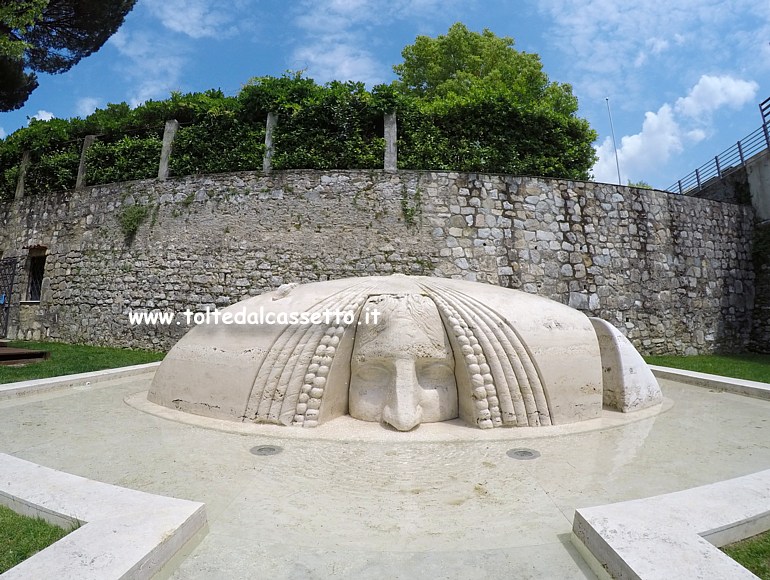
[572,468,770,579]
[0,453,206,580]
[1,369,769,578]
[649,364,770,401]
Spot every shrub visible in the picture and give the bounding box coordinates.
[24,144,80,194]
[85,135,162,185]
[170,109,265,176]
[118,204,148,242]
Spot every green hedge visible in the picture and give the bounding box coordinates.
[272,81,384,170]
[24,143,80,194]
[0,76,597,200]
[170,110,265,176]
[397,96,595,178]
[85,135,163,184]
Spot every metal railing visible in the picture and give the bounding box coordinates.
[667,97,770,195]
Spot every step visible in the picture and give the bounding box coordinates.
[0,347,50,365]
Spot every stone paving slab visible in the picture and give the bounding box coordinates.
[572,468,770,579]
[0,370,769,578]
[0,453,206,580]
[0,362,161,401]
[650,365,770,401]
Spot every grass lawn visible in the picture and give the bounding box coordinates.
[0,341,165,384]
[722,529,770,579]
[644,353,770,384]
[0,505,73,573]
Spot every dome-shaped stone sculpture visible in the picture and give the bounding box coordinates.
[148,275,662,430]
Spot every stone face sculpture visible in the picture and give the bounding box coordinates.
[349,294,459,431]
[148,275,662,430]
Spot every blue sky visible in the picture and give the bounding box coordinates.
[1,0,768,190]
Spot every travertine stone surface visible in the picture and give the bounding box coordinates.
[148,275,661,430]
[573,468,770,580]
[590,317,662,412]
[349,294,459,431]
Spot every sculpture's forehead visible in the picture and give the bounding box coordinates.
[361,292,439,320]
[354,293,452,360]
[364,291,430,305]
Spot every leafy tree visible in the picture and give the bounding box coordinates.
[393,22,578,116]
[392,23,597,180]
[0,1,47,59]
[0,0,137,111]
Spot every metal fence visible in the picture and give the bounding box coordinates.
[666,97,770,195]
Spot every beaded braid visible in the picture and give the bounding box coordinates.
[429,292,500,429]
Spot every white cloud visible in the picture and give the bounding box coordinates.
[291,0,467,84]
[291,0,386,83]
[31,110,54,122]
[143,0,243,38]
[76,97,101,118]
[594,104,683,184]
[634,38,671,67]
[674,75,759,120]
[537,0,770,103]
[685,128,707,142]
[293,44,384,85]
[647,37,670,55]
[109,30,186,106]
[0,127,5,139]
[592,74,758,185]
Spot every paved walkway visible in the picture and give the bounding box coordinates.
[1,374,769,579]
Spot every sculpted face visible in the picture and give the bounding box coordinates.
[349,294,458,431]
[151,275,662,431]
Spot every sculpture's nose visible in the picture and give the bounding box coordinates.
[381,360,422,431]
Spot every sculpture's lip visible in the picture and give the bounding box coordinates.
[127,390,673,443]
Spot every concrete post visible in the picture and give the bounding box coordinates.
[14,151,30,200]
[263,112,278,173]
[75,135,97,189]
[158,119,179,180]
[384,113,397,171]
[747,150,770,223]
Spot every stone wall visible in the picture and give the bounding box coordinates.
[751,223,770,352]
[0,169,758,355]
[691,167,750,204]
[752,263,770,353]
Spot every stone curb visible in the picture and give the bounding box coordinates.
[650,365,770,400]
[0,362,162,401]
[571,468,770,579]
[574,367,770,579]
[0,453,206,579]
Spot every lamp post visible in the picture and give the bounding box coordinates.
[606,97,622,185]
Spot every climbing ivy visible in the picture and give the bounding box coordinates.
[118,204,148,244]
[400,185,423,228]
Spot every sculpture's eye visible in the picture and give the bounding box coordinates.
[417,361,455,388]
[355,364,391,386]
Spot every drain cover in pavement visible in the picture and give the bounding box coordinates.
[506,448,540,460]
[250,445,283,456]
